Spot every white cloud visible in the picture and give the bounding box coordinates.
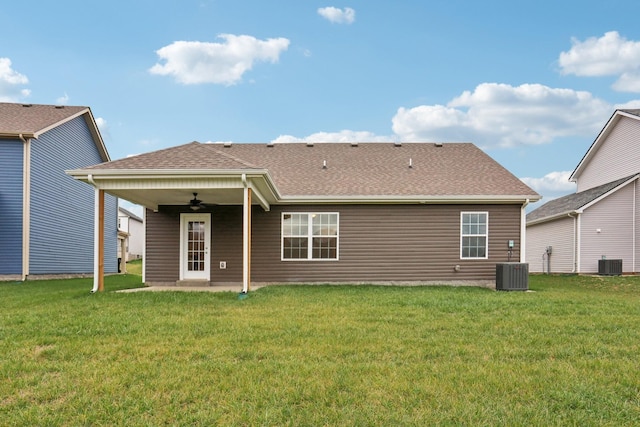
[0,57,30,102]
[318,6,355,24]
[521,171,576,195]
[558,31,640,93]
[392,83,614,148]
[56,92,69,105]
[616,99,640,109]
[95,117,107,132]
[272,129,395,143]
[149,34,290,85]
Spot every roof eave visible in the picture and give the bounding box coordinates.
[527,210,579,226]
[280,194,540,204]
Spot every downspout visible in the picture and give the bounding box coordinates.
[633,180,636,273]
[568,213,577,273]
[241,174,250,294]
[576,212,582,273]
[88,174,100,293]
[19,134,30,281]
[520,199,529,263]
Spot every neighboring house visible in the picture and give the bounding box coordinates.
[118,206,144,261]
[68,141,539,291]
[526,109,640,274]
[0,102,118,280]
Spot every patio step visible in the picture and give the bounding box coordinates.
[175,280,211,287]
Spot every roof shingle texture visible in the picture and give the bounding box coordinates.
[0,103,88,135]
[526,175,637,222]
[86,141,538,198]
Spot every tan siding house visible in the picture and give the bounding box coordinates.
[526,109,640,274]
[68,142,539,291]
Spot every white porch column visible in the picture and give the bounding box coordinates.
[242,184,252,293]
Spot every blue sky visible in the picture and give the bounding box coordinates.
[3,0,640,214]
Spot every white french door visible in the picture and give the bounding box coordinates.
[180,213,211,281]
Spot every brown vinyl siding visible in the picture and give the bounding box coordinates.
[145,207,180,283]
[252,204,521,283]
[145,204,523,285]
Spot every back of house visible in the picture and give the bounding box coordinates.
[68,141,539,289]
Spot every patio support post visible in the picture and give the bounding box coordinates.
[242,176,252,293]
[92,187,105,292]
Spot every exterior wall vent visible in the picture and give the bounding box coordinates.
[496,262,529,291]
[598,259,622,275]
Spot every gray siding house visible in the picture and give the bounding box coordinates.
[118,206,144,261]
[526,109,640,274]
[0,103,118,280]
[68,141,539,291]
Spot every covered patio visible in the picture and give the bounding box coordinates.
[67,165,280,293]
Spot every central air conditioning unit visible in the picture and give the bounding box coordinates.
[598,259,622,276]
[496,263,529,291]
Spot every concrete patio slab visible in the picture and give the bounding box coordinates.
[118,285,263,293]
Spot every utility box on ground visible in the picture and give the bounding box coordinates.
[496,263,529,291]
[598,259,622,276]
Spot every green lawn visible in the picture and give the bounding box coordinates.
[1,274,639,426]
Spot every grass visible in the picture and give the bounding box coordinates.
[1,273,639,425]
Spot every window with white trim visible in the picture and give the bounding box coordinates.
[460,212,488,259]
[282,213,339,260]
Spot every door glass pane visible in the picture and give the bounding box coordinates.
[188,221,206,271]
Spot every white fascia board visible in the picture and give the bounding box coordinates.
[526,210,578,226]
[65,168,281,209]
[279,194,540,205]
[570,110,640,182]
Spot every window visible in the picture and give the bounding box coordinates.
[282,213,339,260]
[460,212,488,259]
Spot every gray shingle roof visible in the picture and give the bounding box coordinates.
[620,109,640,117]
[85,141,539,199]
[526,175,637,223]
[0,102,88,136]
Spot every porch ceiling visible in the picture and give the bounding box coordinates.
[65,169,279,211]
[106,187,254,210]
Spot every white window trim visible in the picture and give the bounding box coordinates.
[460,211,489,260]
[281,212,340,261]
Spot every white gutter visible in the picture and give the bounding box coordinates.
[19,134,30,281]
[568,213,577,273]
[634,180,637,273]
[576,212,582,273]
[89,174,100,293]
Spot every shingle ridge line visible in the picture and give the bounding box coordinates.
[203,143,263,169]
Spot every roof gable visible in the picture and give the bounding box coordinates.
[0,102,110,162]
[80,141,539,200]
[570,109,640,183]
[527,174,637,224]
